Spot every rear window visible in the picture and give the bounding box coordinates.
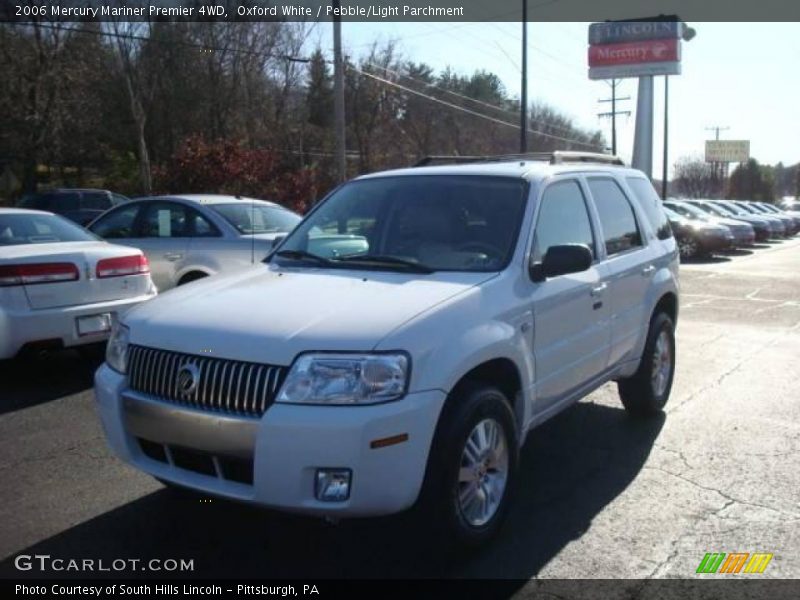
[0,213,97,245]
[627,178,672,240]
[211,204,301,234]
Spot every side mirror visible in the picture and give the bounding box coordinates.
[529,244,592,282]
[271,235,286,249]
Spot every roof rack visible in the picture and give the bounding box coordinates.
[413,151,625,168]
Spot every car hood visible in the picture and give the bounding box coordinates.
[124,264,494,365]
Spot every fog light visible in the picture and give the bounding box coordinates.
[315,469,351,502]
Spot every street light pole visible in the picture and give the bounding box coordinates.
[520,0,528,153]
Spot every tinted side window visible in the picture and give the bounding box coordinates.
[81,192,111,210]
[50,192,80,212]
[188,209,220,237]
[533,180,595,262]
[90,204,141,239]
[627,177,672,240]
[588,178,642,256]
[140,202,189,238]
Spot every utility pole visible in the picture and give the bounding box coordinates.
[662,75,669,199]
[597,80,630,155]
[332,0,346,183]
[520,0,528,153]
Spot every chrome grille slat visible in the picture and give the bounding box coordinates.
[127,345,285,418]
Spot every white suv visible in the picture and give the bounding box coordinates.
[95,152,679,547]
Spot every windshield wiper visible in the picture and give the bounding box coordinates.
[275,249,334,266]
[332,254,435,273]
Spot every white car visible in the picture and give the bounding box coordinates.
[95,152,679,547]
[0,208,156,360]
[87,195,301,292]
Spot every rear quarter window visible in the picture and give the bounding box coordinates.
[626,177,673,240]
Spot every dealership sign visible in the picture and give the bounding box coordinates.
[589,21,683,45]
[588,20,683,80]
[589,39,680,67]
[705,140,750,163]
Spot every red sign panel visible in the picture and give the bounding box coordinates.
[588,38,679,67]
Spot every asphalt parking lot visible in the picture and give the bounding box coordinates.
[1,239,799,584]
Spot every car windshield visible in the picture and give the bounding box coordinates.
[272,175,528,272]
[716,201,747,216]
[210,203,301,234]
[0,213,98,245]
[696,202,731,217]
[666,202,709,221]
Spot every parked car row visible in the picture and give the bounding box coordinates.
[1,194,302,360]
[663,198,799,259]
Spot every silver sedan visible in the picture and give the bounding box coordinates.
[88,195,301,291]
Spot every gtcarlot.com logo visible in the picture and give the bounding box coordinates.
[14,554,194,573]
[696,552,774,574]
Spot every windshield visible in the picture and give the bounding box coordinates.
[666,202,709,221]
[694,202,731,218]
[272,175,528,272]
[211,203,301,234]
[714,201,748,216]
[0,213,98,245]
[663,206,683,221]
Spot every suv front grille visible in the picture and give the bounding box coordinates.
[127,345,286,418]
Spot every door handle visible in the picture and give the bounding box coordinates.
[642,265,655,276]
[163,253,183,261]
[590,283,608,297]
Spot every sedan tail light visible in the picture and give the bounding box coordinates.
[0,263,80,286]
[96,254,150,278]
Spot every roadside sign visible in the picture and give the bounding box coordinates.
[589,61,681,81]
[589,20,683,45]
[705,140,750,163]
[589,38,680,67]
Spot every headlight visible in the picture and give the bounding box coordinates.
[106,322,130,374]
[276,353,409,405]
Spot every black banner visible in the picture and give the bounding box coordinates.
[2,0,800,22]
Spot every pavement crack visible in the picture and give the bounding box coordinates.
[644,465,799,518]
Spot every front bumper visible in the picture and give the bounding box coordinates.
[697,232,734,253]
[94,364,446,517]
[0,292,156,360]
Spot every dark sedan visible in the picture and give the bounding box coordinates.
[665,199,755,247]
[663,206,734,259]
[685,200,772,242]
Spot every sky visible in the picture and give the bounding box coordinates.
[308,22,800,177]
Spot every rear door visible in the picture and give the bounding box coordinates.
[133,201,191,291]
[529,178,612,408]
[586,176,653,367]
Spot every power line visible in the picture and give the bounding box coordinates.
[350,66,602,150]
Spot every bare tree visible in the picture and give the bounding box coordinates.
[672,156,720,198]
[109,21,157,194]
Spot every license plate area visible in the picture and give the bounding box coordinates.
[76,313,113,337]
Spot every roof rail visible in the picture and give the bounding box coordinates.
[413,151,624,168]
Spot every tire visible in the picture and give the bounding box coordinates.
[618,312,676,417]
[178,271,208,286]
[416,383,518,550]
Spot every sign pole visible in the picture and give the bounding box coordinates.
[520,0,528,153]
[632,75,654,177]
[662,75,669,199]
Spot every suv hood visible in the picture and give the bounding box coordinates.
[125,264,493,365]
